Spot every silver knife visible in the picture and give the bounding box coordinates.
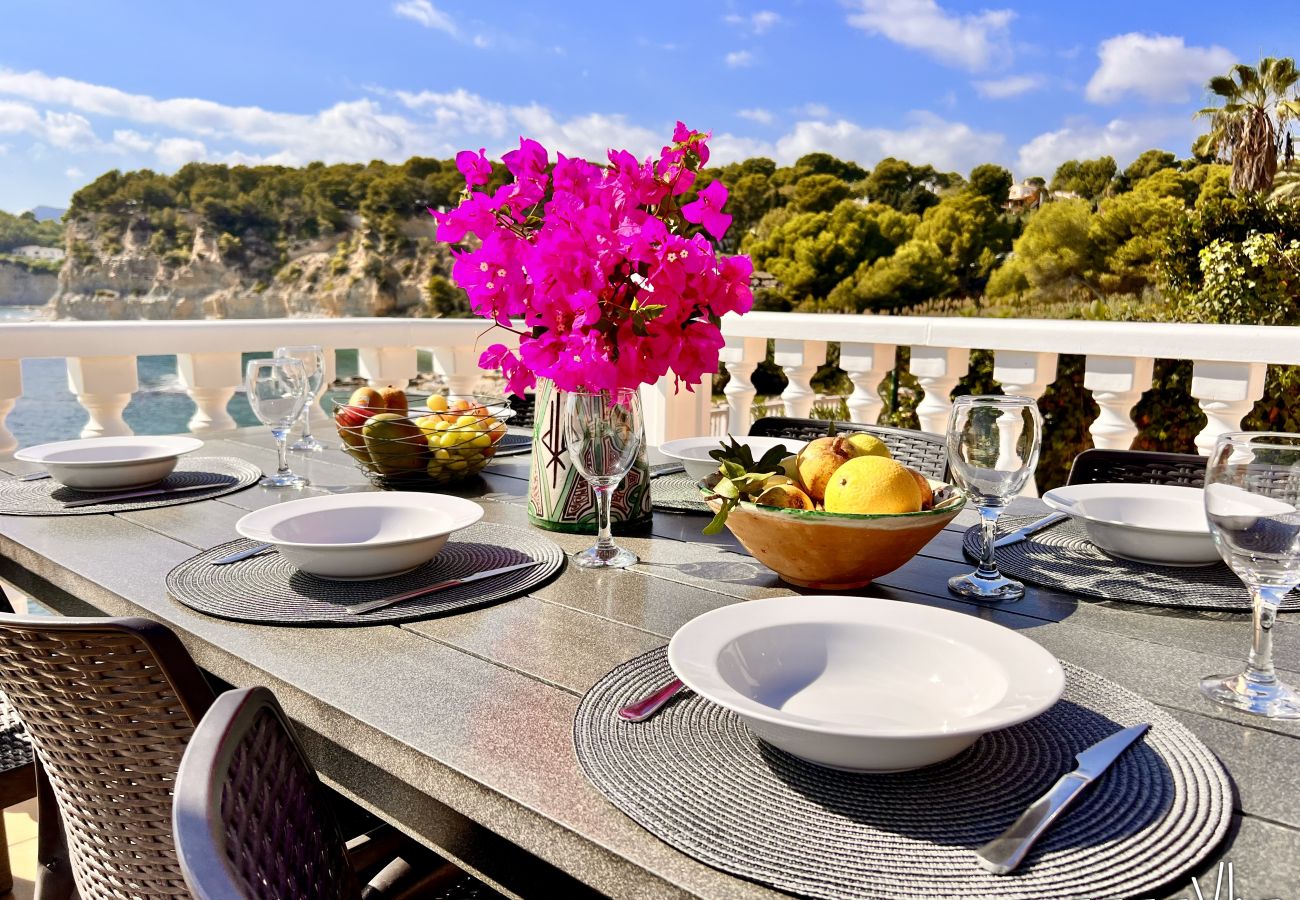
[211,542,274,565]
[975,723,1150,875]
[61,482,222,508]
[993,513,1068,548]
[16,472,51,482]
[346,560,541,614]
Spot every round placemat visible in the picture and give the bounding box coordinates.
[167,523,564,626]
[651,469,710,514]
[0,457,260,516]
[964,515,1300,612]
[491,433,532,457]
[575,647,1231,900]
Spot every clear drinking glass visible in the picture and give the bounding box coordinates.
[1200,431,1300,718]
[946,395,1043,601]
[274,345,326,452]
[245,358,310,488]
[563,388,643,570]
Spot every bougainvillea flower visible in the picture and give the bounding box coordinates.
[455,149,492,188]
[681,181,732,242]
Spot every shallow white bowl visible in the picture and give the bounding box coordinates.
[235,492,484,580]
[659,435,806,480]
[14,435,203,491]
[668,595,1064,772]
[1042,483,1218,566]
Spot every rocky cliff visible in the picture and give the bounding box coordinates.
[0,259,59,306]
[51,213,455,320]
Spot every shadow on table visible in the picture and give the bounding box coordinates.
[638,557,781,587]
[759,700,1172,859]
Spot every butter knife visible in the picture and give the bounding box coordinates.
[975,723,1150,875]
[61,482,220,508]
[16,472,51,482]
[993,513,1068,548]
[346,560,541,614]
[211,542,273,565]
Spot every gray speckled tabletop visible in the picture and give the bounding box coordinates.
[2,427,1297,900]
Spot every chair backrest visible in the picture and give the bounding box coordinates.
[174,686,362,900]
[749,417,949,480]
[0,614,216,900]
[1066,449,1208,488]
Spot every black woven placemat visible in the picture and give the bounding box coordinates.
[575,647,1231,900]
[0,457,260,516]
[651,465,709,514]
[167,523,563,626]
[964,514,1300,612]
[491,433,532,457]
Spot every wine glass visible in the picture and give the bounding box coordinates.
[946,395,1043,601]
[274,345,326,452]
[1200,431,1300,718]
[245,358,310,488]
[563,388,643,569]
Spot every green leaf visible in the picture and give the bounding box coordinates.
[712,478,740,499]
[702,498,737,535]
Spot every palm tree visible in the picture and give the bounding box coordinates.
[1195,57,1300,196]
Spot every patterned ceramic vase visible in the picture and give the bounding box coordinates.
[527,378,653,534]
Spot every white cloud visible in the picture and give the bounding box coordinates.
[725,51,754,68]
[155,137,208,167]
[973,74,1044,99]
[845,0,1014,72]
[737,108,774,125]
[111,128,153,152]
[1085,33,1235,104]
[64,166,82,179]
[392,0,457,36]
[1015,116,1196,177]
[725,10,781,34]
[0,100,98,149]
[393,87,510,137]
[796,102,832,119]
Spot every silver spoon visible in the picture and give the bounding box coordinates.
[618,678,686,722]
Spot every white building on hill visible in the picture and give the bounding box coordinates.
[11,245,65,261]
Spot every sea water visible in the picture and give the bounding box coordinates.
[1,306,364,447]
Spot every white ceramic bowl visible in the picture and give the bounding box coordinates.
[1041,483,1218,566]
[669,595,1064,772]
[14,435,204,491]
[235,493,484,580]
[660,435,806,480]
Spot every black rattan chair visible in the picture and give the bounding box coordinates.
[0,587,37,896]
[506,393,536,429]
[174,685,478,900]
[1066,449,1208,488]
[749,416,949,480]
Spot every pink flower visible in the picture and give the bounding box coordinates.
[681,181,732,242]
[455,149,492,188]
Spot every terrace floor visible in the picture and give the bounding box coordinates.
[2,796,36,900]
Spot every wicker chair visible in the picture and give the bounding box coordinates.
[505,393,536,430]
[1066,449,1208,488]
[0,613,217,899]
[0,588,36,896]
[749,416,949,481]
[174,685,471,900]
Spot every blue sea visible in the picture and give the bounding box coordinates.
[1,306,374,447]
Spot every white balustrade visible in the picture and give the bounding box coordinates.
[840,342,896,426]
[177,352,242,433]
[774,339,826,419]
[719,337,766,435]
[1190,361,1269,456]
[910,347,970,434]
[0,359,19,455]
[310,347,337,427]
[1083,355,1154,450]
[430,346,484,400]
[358,347,418,393]
[67,356,138,438]
[994,350,1059,495]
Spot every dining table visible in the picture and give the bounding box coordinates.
[1,426,1297,900]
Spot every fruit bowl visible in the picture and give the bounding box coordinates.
[701,474,966,589]
[332,392,515,490]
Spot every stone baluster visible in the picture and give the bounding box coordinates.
[775,339,827,419]
[0,359,20,456]
[177,352,242,433]
[719,337,766,435]
[308,347,337,427]
[910,347,970,434]
[993,350,1059,496]
[840,342,896,425]
[430,346,483,400]
[642,377,713,446]
[1083,355,1153,449]
[67,356,138,439]
[1190,360,1268,456]
[358,347,418,394]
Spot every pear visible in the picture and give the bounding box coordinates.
[347,386,384,410]
[362,413,426,474]
[795,436,854,502]
[755,483,815,510]
[908,468,935,510]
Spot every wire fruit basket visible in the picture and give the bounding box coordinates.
[331,393,516,490]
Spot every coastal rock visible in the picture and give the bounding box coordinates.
[0,260,59,306]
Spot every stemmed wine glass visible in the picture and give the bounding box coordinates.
[1201,431,1300,718]
[245,358,310,489]
[563,388,643,569]
[274,345,326,452]
[946,395,1043,601]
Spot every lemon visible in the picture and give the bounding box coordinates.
[823,456,922,515]
[843,433,891,460]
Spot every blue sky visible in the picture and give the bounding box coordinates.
[1,0,1296,211]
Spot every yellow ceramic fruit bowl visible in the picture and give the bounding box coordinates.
[700,476,966,590]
